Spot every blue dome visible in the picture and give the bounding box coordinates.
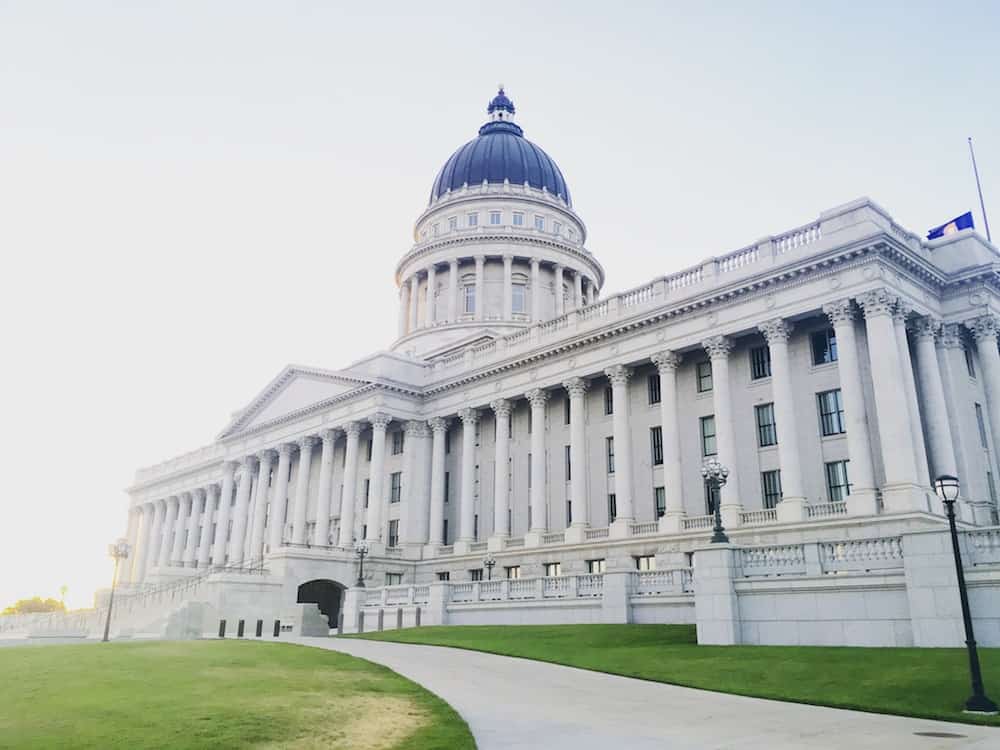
[430,89,571,206]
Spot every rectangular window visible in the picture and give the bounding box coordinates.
[696,361,713,392]
[606,436,615,474]
[817,389,846,436]
[437,571,450,581]
[534,215,545,231]
[966,348,977,377]
[648,373,661,404]
[761,470,783,509]
[463,285,476,314]
[755,402,778,447]
[448,216,457,231]
[387,519,399,547]
[467,212,478,227]
[608,493,617,523]
[654,486,666,518]
[650,426,663,465]
[470,568,484,581]
[444,471,450,502]
[389,472,402,503]
[391,431,404,455]
[489,211,501,225]
[700,415,717,457]
[564,445,572,481]
[385,572,403,585]
[825,460,852,501]
[811,327,838,365]
[604,385,614,415]
[512,212,524,226]
[544,562,562,577]
[363,478,370,508]
[586,558,606,574]
[553,220,562,235]
[976,403,989,449]
[750,345,772,380]
[505,565,521,579]
[512,284,526,313]
[635,555,656,571]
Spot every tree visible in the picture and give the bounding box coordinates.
[1,597,67,615]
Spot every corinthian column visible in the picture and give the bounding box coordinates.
[427,417,449,548]
[912,318,958,513]
[530,257,542,322]
[456,408,479,547]
[474,255,485,322]
[182,489,204,566]
[400,420,431,547]
[893,304,931,486]
[365,413,391,546]
[759,319,807,521]
[425,265,437,326]
[448,259,459,322]
[197,484,218,567]
[563,378,590,542]
[246,451,274,561]
[146,499,165,574]
[490,399,512,543]
[267,446,293,551]
[159,496,179,568]
[526,389,550,542]
[605,366,635,534]
[291,437,317,545]
[313,430,338,547]
[338,422,363,548]
[409,275,419,331]
[133,503,153,582]
[229,457,255,565]
[169,493,190,565]
[554,264,565,316]
[702,337,742,525]
[502,255,513,319]
[398,282,410,337]
[650,352,684,531]
[968,314,1000,458]
[574,272,584,310]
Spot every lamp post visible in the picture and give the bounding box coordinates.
[483,553,496,581]
[701,458,730,544]
[934,474,998,714]
[102,538,130,643]
[354,540,369,588]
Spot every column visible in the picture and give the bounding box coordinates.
[651,352,684,530]
[474,255,485,321]
[169,493,190,565]
[290,437,316,544]
[858,289,923,512]
[457,408,479,544]
[587,279,597,305]
[530,257,542,322]
[759,319,808,521]
[448,259,459,321]
[427,417,449,547]
[526,389,550,540]
[313,430,337,547]
[968,315,1000,519]
[573,271,583,310]
[338,422,363,548]
[122,507,140,583]
[937,324,977,520]
[823,300,878,514]
[702,337,742,524]
[554,264,565,316]
[246,450,274,561]
[605,366,636,532]
[159,495,178,568]
[425,264,437,327]
[913,318,958,509]
[145,499,165,574]
[408,275,419,330]
[211,462,237,564]
[133,503,153,582]
[229,457,255,565]
[182,489,203,566]
[502,255,513,319]
[894,304,931,486]
[564,378,590,537]
[267,446,293,551]
[197,483,218,567]
[400,420,431,547]
[365,413,391,544]
[398,282,410,337]
[490,399,512,541]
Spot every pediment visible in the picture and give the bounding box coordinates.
[219,366,371,438]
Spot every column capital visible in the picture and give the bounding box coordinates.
[190,487,206,501]
[530,257,541,268]
[238,456,257,477]
[276,443,296,459]
[369,412,392,431]
[701,335,734,360]
[449,258,459,270]
[319,427,340,444]
[650,350,682,372]
[428,416,451,434]
[167,495,179,508]
[892,299,914,324]
[502,253,513,265]
[490,398,512,417]
[758,318,793,345]
[563,376,589,397]
[206,483,220,497]
[938,322,965,349]
[913,316,942,341]
[554,263,564,272]
[345,420,364,438]
[526,388,550,407]
[823,298,856,326]
[220,460,238,478]
[604,364,632,385]
[857,288,898,319]
[404,419,430,438]
[457,407,480,426]
[473,254,486,266]
[255,448,277,464]
[297,435,318,452]
[966,314,999,343]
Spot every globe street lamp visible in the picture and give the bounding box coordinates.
[102,538,130,643]
[483,553,497,581]
[934,474,998,714]
[701,458,730,544]
[354,540,369,588]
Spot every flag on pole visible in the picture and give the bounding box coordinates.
[927,211,975,240]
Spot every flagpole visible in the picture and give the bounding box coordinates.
[968,136,992,243]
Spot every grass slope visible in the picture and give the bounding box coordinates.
[356,623,1000,727]
[0,640,475,750]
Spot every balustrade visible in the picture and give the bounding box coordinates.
[966,528,1000,566]
[807,501,848,519]
[740,508,777,526]
[739,544,807,577]
[818,537,903,573]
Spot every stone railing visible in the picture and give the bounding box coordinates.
[773,221,822,254]
[479,580,504,600]
[442,574,606,605]
[807,501,848,520]
[585,527,610,540]
[542,531,566,545]
[505,537,526,549]
[965,528,1000,566]
[632,569,693,596]
[629,521,660,536]
[577,574,604,597]
[365,589,384,605]
[437,545,454,556]
[740,508,777,526]
[451,583,474,603]
[413,585,430,604]
[384,586,410,605]
[682,514,714,531]
[469,542,488,553]
[739,544,807,577]
[818,537,903,574]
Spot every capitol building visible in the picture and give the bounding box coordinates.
[72,89,1000,647]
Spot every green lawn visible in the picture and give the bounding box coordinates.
[355,624,1000,727]
[0,640,475,749]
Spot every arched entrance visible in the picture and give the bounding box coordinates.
[297,579,346,628]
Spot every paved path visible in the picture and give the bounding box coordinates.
[297,637,998,750]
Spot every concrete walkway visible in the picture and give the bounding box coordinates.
[297,637,998,750]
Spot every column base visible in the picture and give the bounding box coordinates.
[658,513,684,534]
[609,518,632,540]
[564,524,587,544]
[776,497,808,523]
[881,483,931,514]
[847,488,879,517]
[720,504,743,530]
[523,531,545,548]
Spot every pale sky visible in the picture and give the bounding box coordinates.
[1,1,997,609]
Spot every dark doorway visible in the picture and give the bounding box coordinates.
[296,579,345,628]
